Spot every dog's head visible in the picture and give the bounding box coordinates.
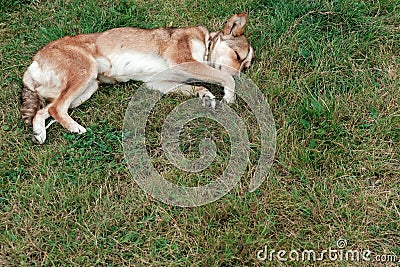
[208,13,254,75]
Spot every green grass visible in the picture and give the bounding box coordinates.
[1,0,399,266]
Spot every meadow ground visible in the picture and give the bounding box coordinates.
[0,0,399,266]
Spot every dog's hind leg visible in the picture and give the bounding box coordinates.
[32,105,50,144]
[32,78,96,144]
[70,80,99,108]
[45,58,97,139]
[48,79,96,136]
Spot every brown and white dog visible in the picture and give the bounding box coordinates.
[21,13,254,144]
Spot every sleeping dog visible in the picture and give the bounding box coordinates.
[21,13,253,144]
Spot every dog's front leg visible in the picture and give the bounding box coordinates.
[147,81,217,109]
[174,62,236,104]
[174,85,217,108]
[222,86,235,104]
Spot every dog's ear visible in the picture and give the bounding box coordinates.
[223,13,248,37]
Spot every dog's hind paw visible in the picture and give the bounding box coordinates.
[32,130,46,144]
[68,122,87,134]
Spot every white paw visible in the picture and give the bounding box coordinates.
[200,93,216,109]
[32,129,46,144]
[222,93,235,104]
[68,122,87,134]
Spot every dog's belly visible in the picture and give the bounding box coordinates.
[97,52,169,83]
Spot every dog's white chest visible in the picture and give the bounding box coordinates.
[97,52,169,82]
[190,39,207,62]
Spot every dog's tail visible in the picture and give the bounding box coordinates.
[21,71,43,127]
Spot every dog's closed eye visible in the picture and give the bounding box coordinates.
[234,51,241,61]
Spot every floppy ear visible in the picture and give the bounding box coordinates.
[223,13,248,37]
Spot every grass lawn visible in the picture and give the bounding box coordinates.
[0,0,399,266]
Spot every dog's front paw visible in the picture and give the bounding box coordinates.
[222,94,235,104]
[202,94,217,109]
[196,87,217,109]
